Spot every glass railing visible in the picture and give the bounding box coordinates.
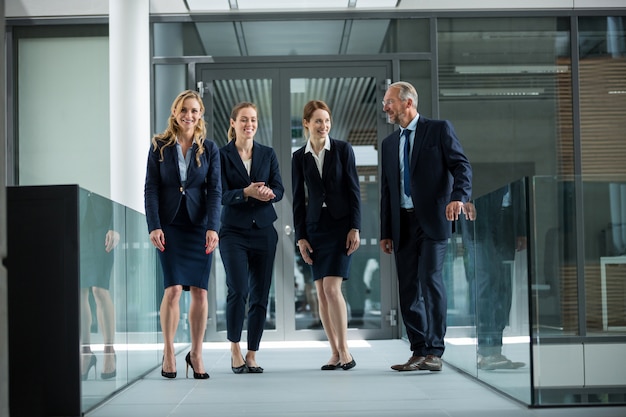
[444,178,532,404]
[79,188,179,413]
[532,175,626,405]
[444,176,626,406]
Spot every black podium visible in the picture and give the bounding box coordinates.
[7,185,82,417]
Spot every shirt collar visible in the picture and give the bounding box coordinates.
[403,113,420,133]
[304,137,331,154]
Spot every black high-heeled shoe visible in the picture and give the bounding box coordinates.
[185,352,209,379]
[161,356,177,379]
[82,353,97,380]
[101,352,117,380]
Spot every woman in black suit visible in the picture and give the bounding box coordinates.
[292,100,361,371]
[220,102,284,374]
[144,90,222,380]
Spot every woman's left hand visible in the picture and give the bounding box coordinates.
[205,230,219,254]
[346,229,360,256]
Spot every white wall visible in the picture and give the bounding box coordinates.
[17,37,111,198]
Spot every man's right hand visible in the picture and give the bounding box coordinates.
[380,238,393,254]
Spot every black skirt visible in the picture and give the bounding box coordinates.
[80,227,115,289]
[306,208,352,281]
[158,197,213,290]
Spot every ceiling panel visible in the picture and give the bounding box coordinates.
[346,20,391,54]
[242,21,345,55]
[185,0,231,11]
[185,0,400,11]
[191,19,392,56]
[237,0,353,9]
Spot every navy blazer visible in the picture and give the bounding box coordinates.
[292,138,361,242]
[144,140,222,233]
[380,116,472,246]
[219,140,284,229]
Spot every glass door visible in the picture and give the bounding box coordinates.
[198,63,395,341]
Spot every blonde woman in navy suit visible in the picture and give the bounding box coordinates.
[145,90,222,380]
[292,100,361,371]
[219,102,284,374]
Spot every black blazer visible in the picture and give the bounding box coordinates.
[144,140,222,233]
[219,140,284,229]
[292,138,361,242]
[380,116,472,246]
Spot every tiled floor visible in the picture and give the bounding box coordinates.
[85,339,626,417]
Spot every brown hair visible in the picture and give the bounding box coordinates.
[151,90,207,166]
[302,100,332,139]
[227,102,258,142]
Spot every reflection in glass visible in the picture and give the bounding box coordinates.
[80,189,119,384]
[290,77,381,330]
[79,189,160,413]
[449,179,532,404]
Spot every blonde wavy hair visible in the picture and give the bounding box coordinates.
[151,90,207,166]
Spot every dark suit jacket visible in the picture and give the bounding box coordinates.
[380,116,472,246]
[144,139,222,233]
[292,138,361,242]
[219,140,284,229]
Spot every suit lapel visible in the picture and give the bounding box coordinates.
[304,151,321,182]
[411,116,426,170]
[321,139,334,182]
[391,131,401,183]
[225,141,250,182]
[248,142,263,181]
[166,144,183,183]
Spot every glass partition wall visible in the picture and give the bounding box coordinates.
[437,15,626,406]
[532,176,626,405]
[78,189,161,412]
[445,179,532,404]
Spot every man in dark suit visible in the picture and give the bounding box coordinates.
[380,81,472,372]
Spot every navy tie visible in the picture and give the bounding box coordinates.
[403,129,412,197]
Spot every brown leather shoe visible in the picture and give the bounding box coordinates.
[418,355,443,371]
[391,355,426,371]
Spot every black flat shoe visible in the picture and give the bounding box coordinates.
[231,356,248,374]
[321,362,341,370]
[161,356,177,379]
[185,352,209,379]
[246,365,264,373]
[341,357,356,371]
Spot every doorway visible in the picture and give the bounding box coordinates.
[198,62,396,341]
